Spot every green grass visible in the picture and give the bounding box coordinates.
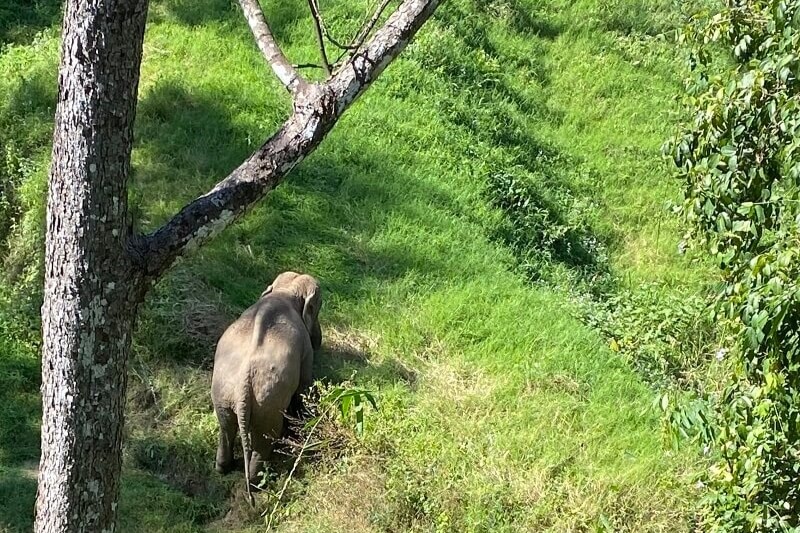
[0,0,715,531]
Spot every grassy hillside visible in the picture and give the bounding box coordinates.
[0,0,715,531]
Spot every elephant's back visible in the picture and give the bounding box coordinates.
[250,322,306,405]
[212,295,309,410]
[211,321,253,404]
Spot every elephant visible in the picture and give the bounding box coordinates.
[211,271,322,504]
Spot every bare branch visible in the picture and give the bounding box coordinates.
[347,0,393,59]
[306,0,359,52]
[135,0,440,279]
[307,0,332,76]
[327,0,439,114]
[331,0,393,69]
[238,0,307,93]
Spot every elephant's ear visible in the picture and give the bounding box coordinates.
[260,285,273,298]
[308,317,322,351]
[301,282,322,350]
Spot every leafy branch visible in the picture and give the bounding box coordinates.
[263,384,378,529]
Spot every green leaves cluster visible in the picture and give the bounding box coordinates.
[667,1,800,530]
[319,385,378,437]
[581,282,715,388]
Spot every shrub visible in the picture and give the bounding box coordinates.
[667,1,800,529]
[580,282,716,388]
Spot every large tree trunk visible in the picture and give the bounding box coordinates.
[35,1,148,531]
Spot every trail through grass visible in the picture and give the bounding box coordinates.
[0,0,714,530]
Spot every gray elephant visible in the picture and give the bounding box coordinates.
[211,271,322,503]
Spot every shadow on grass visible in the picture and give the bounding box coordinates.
[131,80,259,233]
[117,468,227,532]
[316,337,418,389]
[0,352,40,465]
[0,467,37,532]
[425,0,613,285]
[0,311,41,532]
[0,0,62,46]
[0,68,56,273]
[125,436,228,519]
[504,0,562,39]
[157,0,302,42]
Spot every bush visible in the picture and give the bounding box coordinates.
[579,282,716,388]
[667,1,800,529]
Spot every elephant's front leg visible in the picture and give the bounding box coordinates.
[288,348,314,417]
[215,407,237,474]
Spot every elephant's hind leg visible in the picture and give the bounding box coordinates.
[215,407,237,474]
[247,412,285,486]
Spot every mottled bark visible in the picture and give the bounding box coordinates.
[36,0,148,532]
[38,0,438,530]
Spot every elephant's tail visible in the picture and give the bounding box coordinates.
[237,376,255,507]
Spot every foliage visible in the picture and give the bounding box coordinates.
[0,0,61,45]
[667,1,800,529]
[319,384,378,437]
[580,282,716,388]
[485,159,611,287]
[594,0,684,36]
[263,383,378,529]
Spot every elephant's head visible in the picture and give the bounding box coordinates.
[263,271,322,350]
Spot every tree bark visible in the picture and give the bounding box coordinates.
[36,1,148,532]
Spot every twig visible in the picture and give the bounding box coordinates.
[348,0,393,57]
[332,0,393,68]
[307,0,332,76]
[262,401,335,528]
[307,0,361,51]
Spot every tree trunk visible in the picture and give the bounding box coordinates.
[35,1,148,531]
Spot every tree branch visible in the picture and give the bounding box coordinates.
[307,0,332,76]
[346,0,394,59]
[327,0,438,114]
[237,0,307,93]
[305,0,360,52]
[134,0,440,279]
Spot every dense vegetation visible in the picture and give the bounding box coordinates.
[0,0,728,531]
[669,1,800,530]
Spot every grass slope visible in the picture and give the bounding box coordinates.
[0,0,710,530]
